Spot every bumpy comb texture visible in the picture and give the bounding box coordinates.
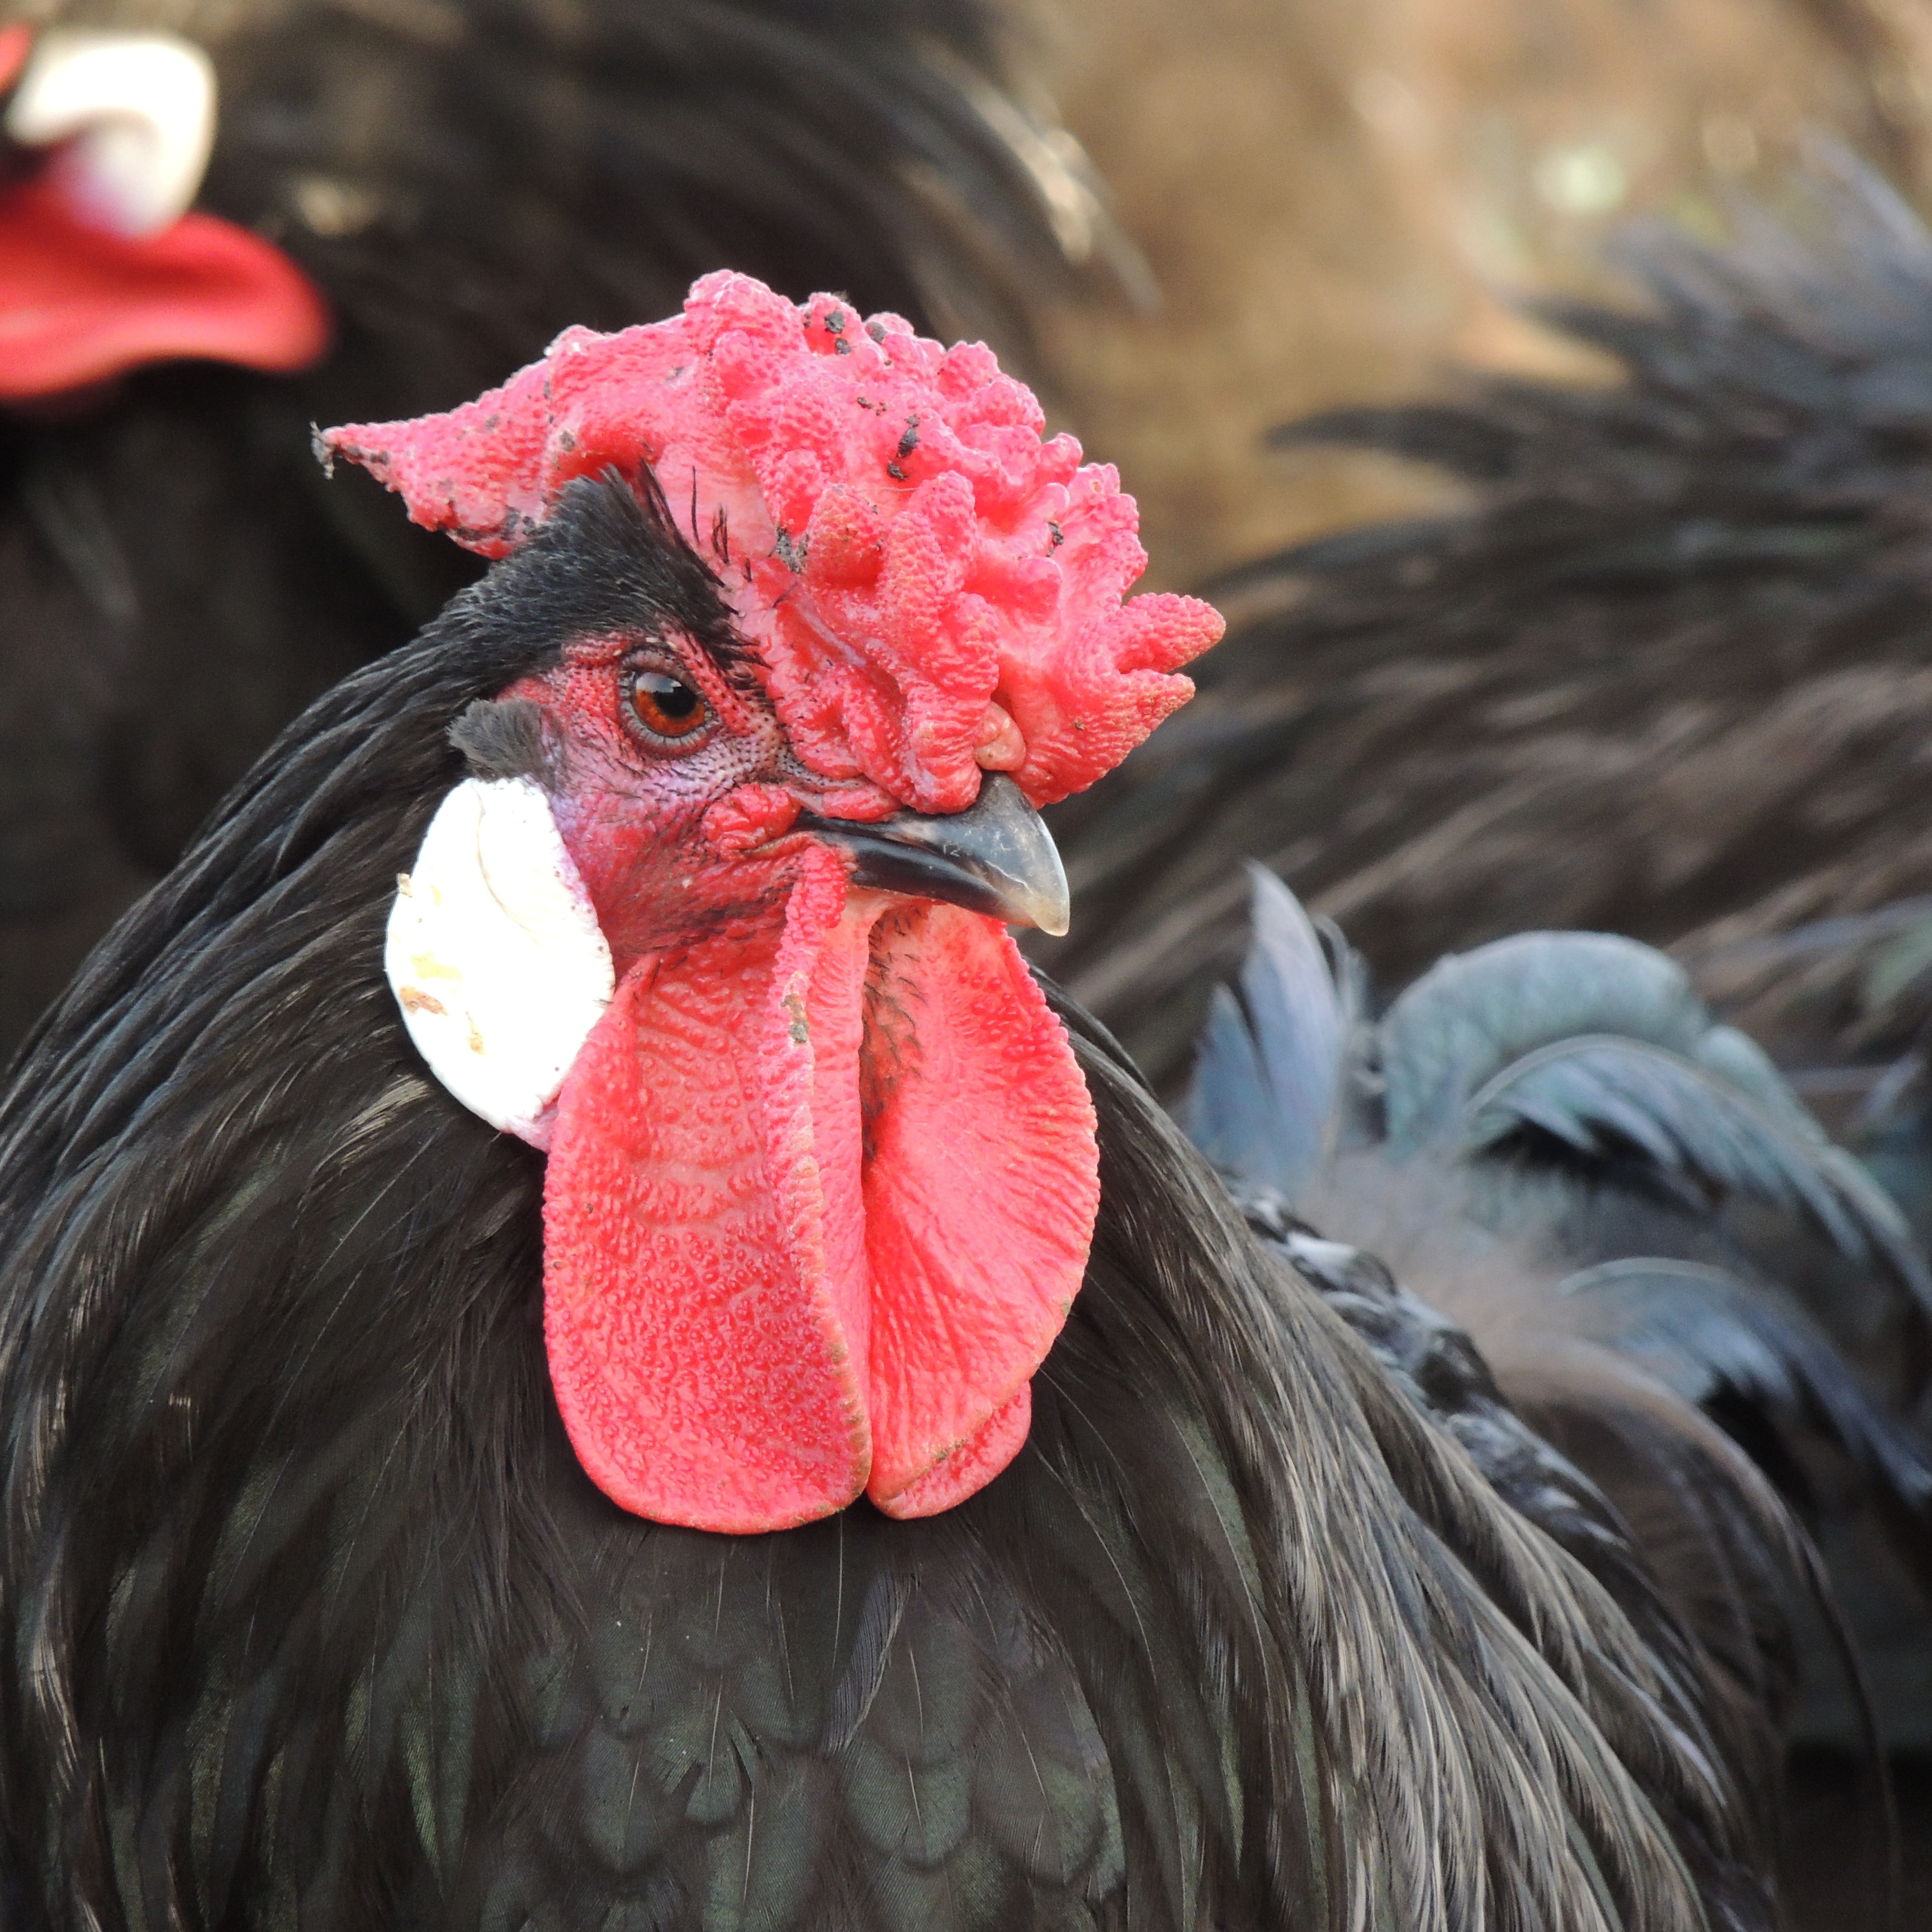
[321,271,1221,813]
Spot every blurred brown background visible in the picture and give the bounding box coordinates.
[1022,0,1932,587]
[1019,11,1932,1917]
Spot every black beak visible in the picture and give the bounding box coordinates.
[798,771,1071,936]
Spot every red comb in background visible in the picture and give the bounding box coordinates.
[323,272,1223,815]
[0,25,31,93]
[0,182,330,401]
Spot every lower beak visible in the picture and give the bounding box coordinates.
[798,771,1071,937]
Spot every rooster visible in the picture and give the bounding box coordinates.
[0,272,1810,1932]
[0,1,1092,1056]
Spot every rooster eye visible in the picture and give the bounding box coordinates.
[626,667,710,744]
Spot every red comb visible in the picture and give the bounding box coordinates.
[322,272,1221,812]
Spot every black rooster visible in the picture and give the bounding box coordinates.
[0,274,1821,1932]
[0,0,1093,1054]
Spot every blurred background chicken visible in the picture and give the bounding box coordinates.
[1019,17,1932,1918]
[1186,869,1932,1923]
[1025,0,1932,585]
[1038,159,1932,1107]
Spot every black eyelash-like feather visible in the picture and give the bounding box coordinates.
[472,470,764,692]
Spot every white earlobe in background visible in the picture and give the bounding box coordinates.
[386,777,614,1148]
[6,32,218,238]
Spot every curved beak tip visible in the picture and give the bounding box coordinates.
[801,772,1072,935]
[1027,879,1072,939]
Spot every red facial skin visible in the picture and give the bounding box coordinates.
[503,634,818,972]
[512,633,1100,1533]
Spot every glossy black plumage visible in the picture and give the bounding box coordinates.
[0,479,1779,1932]
[0,0,1090,1054]
[1237,1193,1806,1920]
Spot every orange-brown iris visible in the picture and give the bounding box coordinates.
[627,667,708,742]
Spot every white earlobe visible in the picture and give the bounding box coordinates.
[6,31,217,238]
[386,778,614,1148]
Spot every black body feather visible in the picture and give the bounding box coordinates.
[0,0,1087,1055]
[0,487,1779,1931]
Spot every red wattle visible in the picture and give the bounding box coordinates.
[855,902,1097,1512]
[0,180,330,403]
[875,1384,1033,1521]
[543,852,873,1532]
[542,849,1098,1533]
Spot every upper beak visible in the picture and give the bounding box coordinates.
[798,771,1071,937]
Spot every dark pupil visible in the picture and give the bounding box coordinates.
[641,674,697,718]
[634,670,702,732]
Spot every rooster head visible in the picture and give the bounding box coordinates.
[0,23,326,402]
[324,272,1223,1533]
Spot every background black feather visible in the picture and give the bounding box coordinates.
[0,0,1088,1058]
[1035,150,1932,1097]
